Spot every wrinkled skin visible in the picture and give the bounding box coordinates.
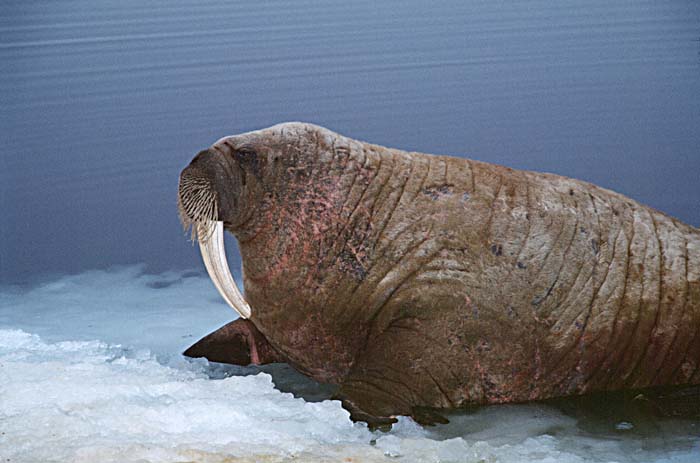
[180,122,700,426]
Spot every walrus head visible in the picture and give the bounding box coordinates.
[177,123,336,320]
[177,135,267,319]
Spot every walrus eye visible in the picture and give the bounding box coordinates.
[236,148,257,159]
[235,147,261,180]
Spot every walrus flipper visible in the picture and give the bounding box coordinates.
[332,386,400,429]
[334,319,450,427]
[184,319,282,365]
[334,387,448,429]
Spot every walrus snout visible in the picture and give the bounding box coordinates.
[178,147,253,320]
[178,149,241,229]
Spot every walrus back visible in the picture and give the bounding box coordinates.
[347,142,700,401]
[504,165,700,394]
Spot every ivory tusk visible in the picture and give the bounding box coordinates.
[197,220,252,319]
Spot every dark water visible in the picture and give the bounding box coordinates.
[1,0,699,283]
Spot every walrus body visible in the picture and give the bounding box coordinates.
[179,122,700,425]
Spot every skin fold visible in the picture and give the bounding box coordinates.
[179,122,700,426]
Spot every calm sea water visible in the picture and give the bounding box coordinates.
[1,0,699,282]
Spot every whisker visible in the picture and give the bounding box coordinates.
[177,174,219,243]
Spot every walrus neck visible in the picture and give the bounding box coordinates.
[234,141,393,382]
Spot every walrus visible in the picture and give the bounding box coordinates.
[178,122,700,426]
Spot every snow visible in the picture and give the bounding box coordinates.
[1,266,698,462]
